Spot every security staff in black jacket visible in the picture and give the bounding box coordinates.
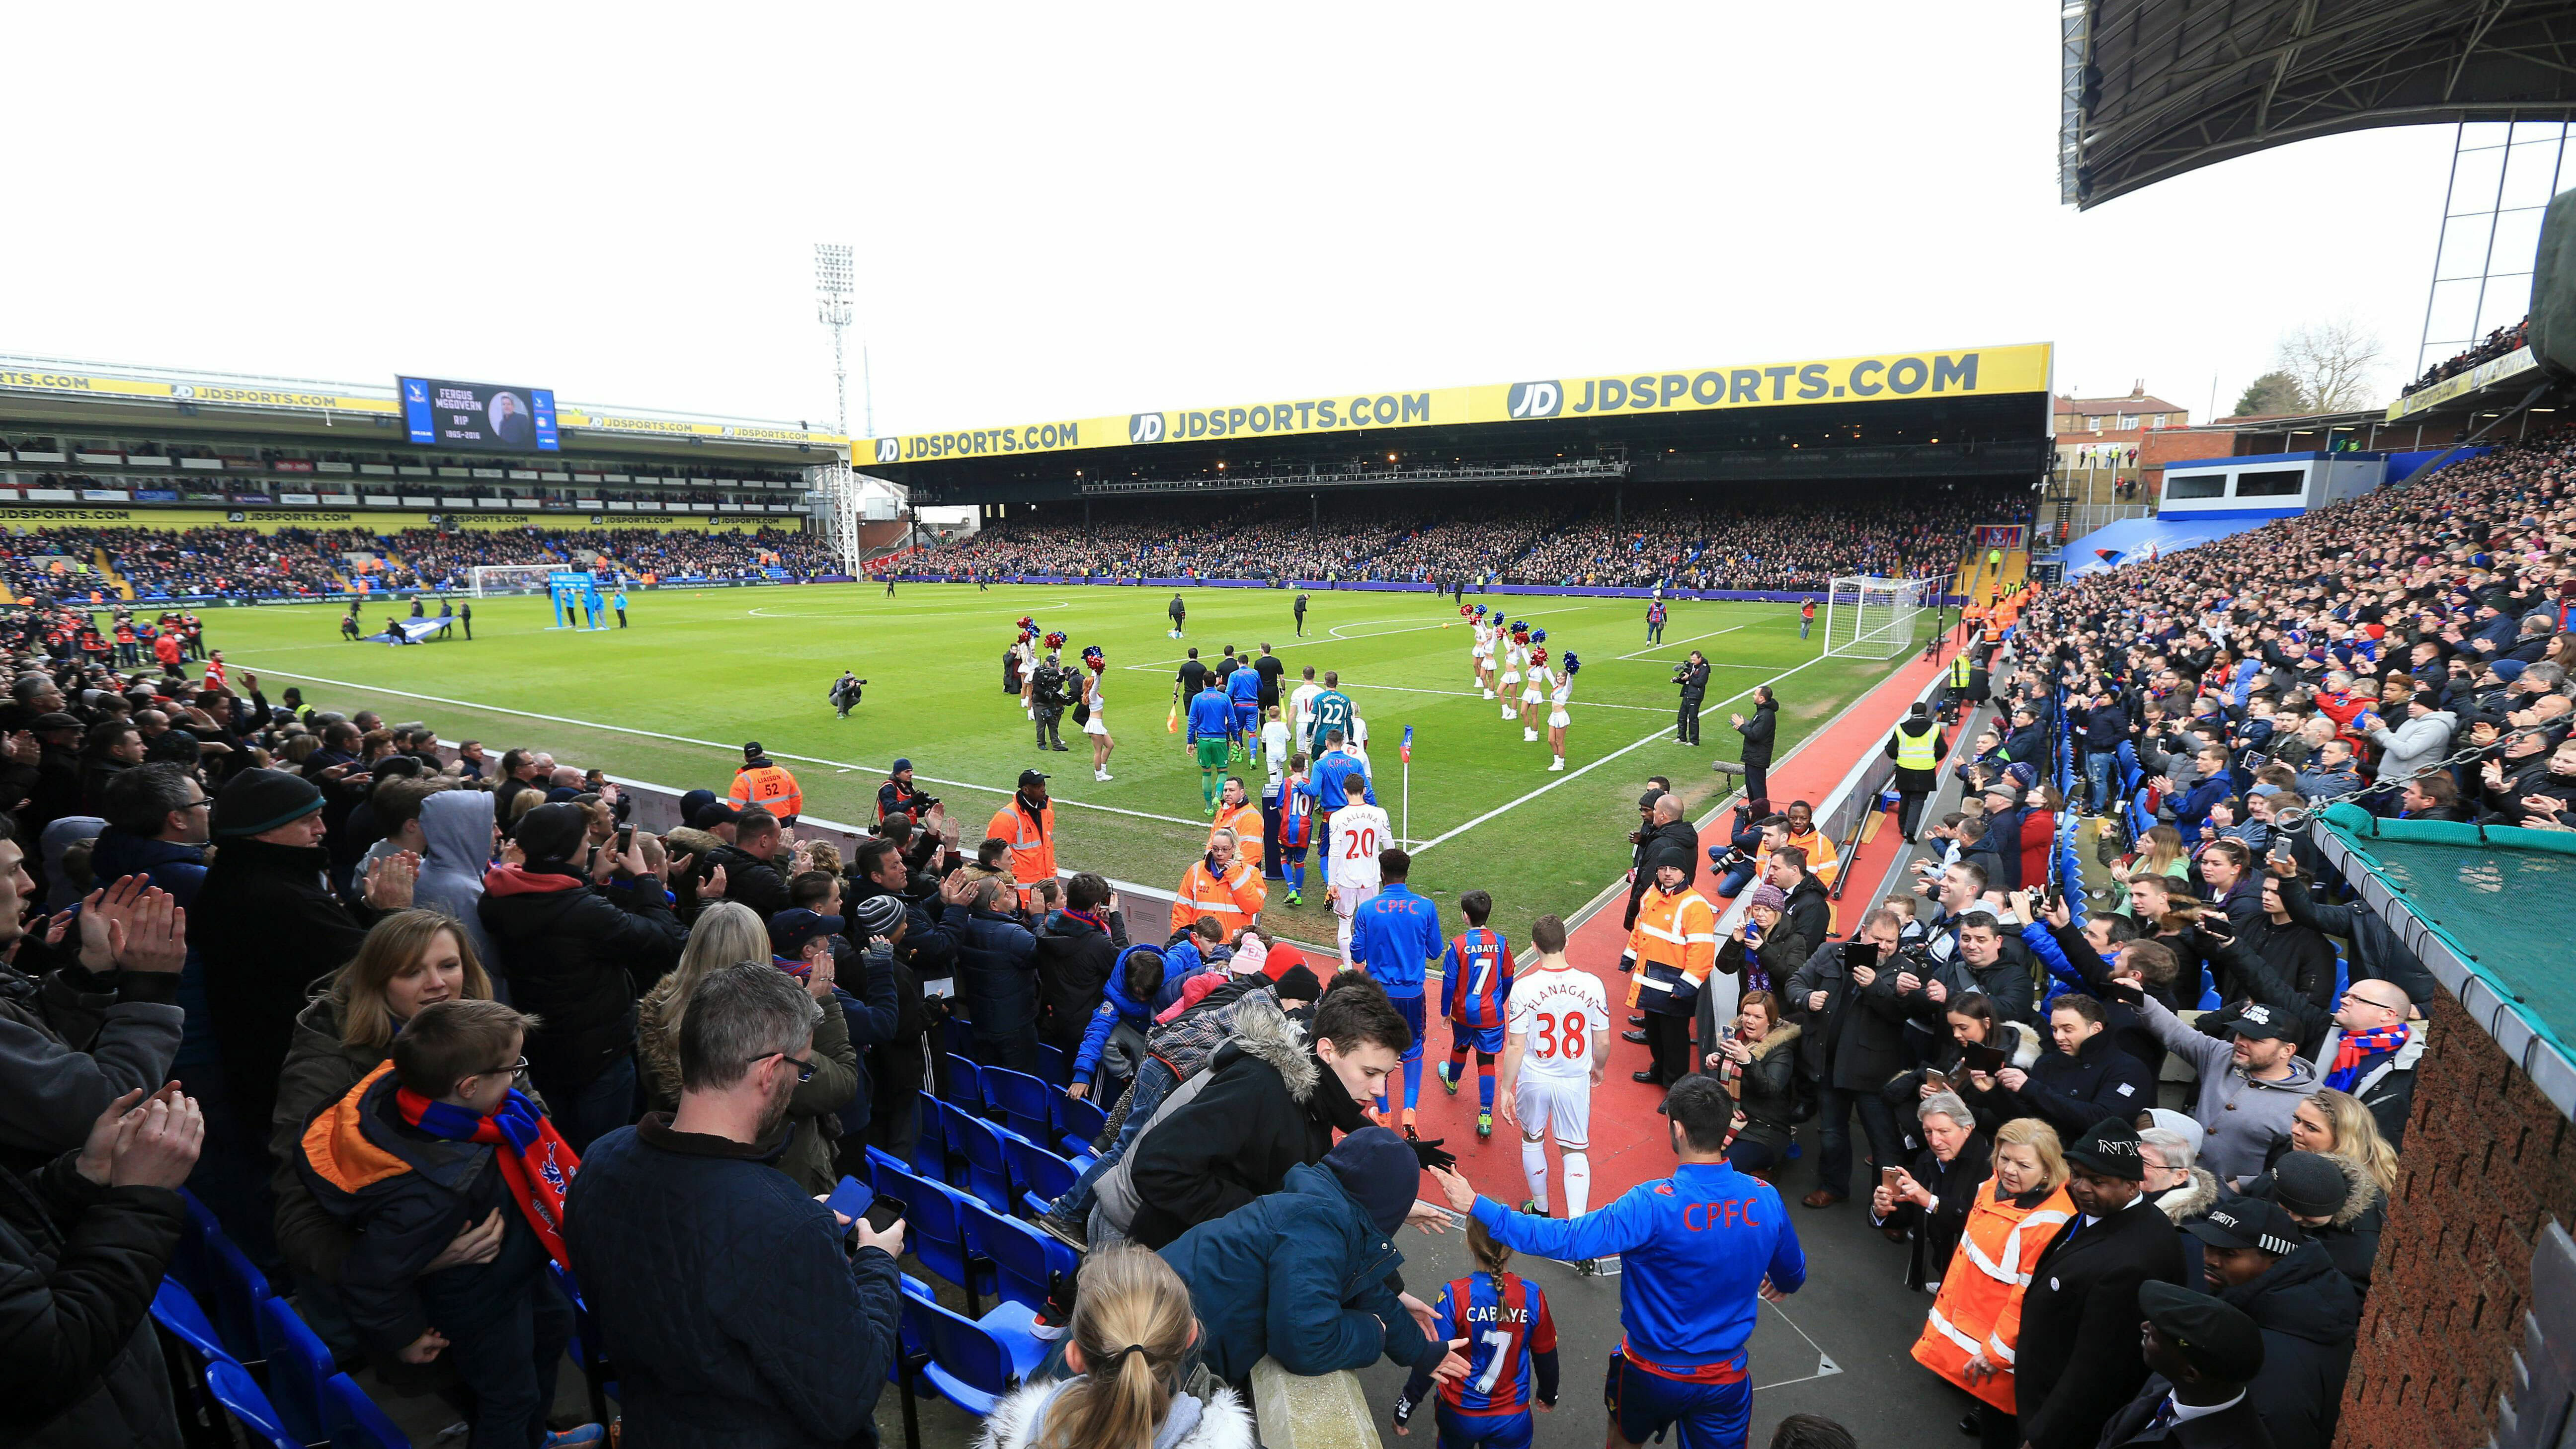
[1672,651,1710,745]
[2014,1119,2188,1449]
[1975,994,2156,1140]
[1783,909,1911,1207]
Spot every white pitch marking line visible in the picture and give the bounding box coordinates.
[1408,646,1843,855]
[1614,622,1750,662]
[1335,681,1669,713]
[230,665,1215,830]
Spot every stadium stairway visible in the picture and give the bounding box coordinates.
[92,548,135,600]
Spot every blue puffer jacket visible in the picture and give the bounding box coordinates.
[1158,1162,1438,1387]
[940,903,1037,1035]
[1072,944,1164,1087]
[564,1115,902,1448]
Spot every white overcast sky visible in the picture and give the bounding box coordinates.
[0,6,2506,437]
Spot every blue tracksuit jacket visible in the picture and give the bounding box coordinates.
[1471,1161,1805,1378]
[1348,884,1444,998]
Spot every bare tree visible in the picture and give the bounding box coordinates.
[2275,319,2384,412]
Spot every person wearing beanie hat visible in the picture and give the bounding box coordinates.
[1159,1124,1466,1390]
[2188,1193,2360,1449]
[2012,1117,2191,1449]
[848,892,906,943]
[1273,963,1322,1007]
[2240,1147,2384,1290]
[197,766,416,1157]
[476,804,687,1153]
[2095,1280,2271,1446]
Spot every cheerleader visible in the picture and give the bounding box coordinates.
[1080,644,1115,781]
[1519,630,1550,739]
[1547,651,1579,770]
[1497,621,1526,720]
[1470,604,1495,698]
[1460,603,1483,694]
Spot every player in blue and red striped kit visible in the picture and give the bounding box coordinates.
[1435,891,1512,1140]
[1391,1218,1557,1449]
[1430,1075,1804,1449]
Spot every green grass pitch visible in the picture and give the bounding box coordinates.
[216,584,1921,943]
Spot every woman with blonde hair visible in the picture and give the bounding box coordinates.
[1910,1117,2076,1449]
[269,909,506,1345]
[2109,825,2189,917]
[635,900,780,1110]
[2242,1088,2393,1288]
[636,899,856,1192]
[980,1244,1251,1449]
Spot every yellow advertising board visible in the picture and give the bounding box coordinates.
[0,506,805,535]
[859,342,2052,466]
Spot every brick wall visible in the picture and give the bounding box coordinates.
[2338,992,2575,1448]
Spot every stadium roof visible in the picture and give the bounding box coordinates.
[855,342,2057,504]
[0,354,846,462]
[2062,0,2576,209]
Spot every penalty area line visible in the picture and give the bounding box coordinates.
[232,664,1215,831]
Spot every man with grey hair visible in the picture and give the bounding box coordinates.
[567,963,905,1446]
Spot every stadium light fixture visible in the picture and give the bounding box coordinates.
[814,243,857,439]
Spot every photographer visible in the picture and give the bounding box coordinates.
[1031,649,1072,753]
[1671,650,1710,746]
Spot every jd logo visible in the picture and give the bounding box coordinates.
[1129,413,1166,444]
[1507,382,1562,419]
[875,438,900,464]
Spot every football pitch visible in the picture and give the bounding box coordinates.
[215,584,1926,941]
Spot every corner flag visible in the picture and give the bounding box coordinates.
[1400,725,1413,765]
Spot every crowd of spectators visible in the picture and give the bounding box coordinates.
[1759,430,2576,1447]
[0,524,842,601]
[908,482,2022,589]
[2406,316,2529,395]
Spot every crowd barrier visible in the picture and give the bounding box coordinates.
[78,574,859,608]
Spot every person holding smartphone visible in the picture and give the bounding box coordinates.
[567,963,907,1446]
[1781,910,1911,1209]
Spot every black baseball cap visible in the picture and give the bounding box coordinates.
[2063,1119,2149,1181]
[1018,769,1050,789]
[2228,1002,2298,1043]
[2186,1195,2307,1257]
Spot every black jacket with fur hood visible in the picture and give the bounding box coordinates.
[1123,994,1370,1250]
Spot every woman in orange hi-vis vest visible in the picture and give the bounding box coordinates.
[1909,1117,2075,1445]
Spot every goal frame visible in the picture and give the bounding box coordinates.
[469,564,562,598]
[1822,574,1926,661]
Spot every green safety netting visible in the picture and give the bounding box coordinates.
[2314,802,2576,1118]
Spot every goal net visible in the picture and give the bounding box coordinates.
[470,564,561,598]
[1823,574,1926,660]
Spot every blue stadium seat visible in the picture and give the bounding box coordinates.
[943,1104,1016,1215]
[961,1197,1077,1316]
[904,1292,1046,1417]
[549,1262,619,1427]
[324,1371,413,1449]
[875,1164,991,1315]
[910,1091,949,1181]
[151,1277,232,1368]
[204,1359,300,1449]
[942,1056,984,1115]
[203,1219,273,1364]
[1058,1093,1109,1157]
[253,1294,334,1446]
[999,1129,1078,1218]
[1035,1043,1072,1089]
[942,1015,979,1066]
[980,1065,1056,1145]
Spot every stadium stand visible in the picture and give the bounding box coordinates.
[905,482,2027,588]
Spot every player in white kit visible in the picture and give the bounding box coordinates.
[1497,914,1611,1269]
[1325,797,1391,968]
